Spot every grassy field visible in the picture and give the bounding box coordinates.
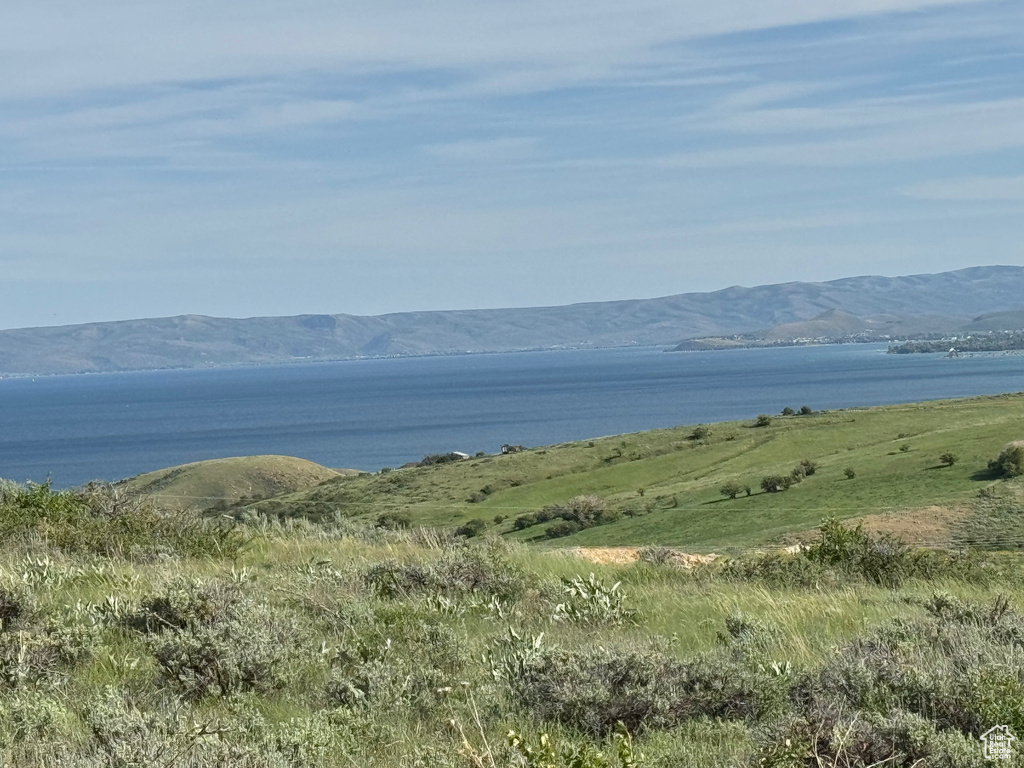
[1,475,1023,766]
[239,393,1024,551]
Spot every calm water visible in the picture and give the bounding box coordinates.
[1,344,1023,487]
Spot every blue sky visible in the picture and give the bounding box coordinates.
[3,0,1023,329]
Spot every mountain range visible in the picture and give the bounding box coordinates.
[2,265,1023,375]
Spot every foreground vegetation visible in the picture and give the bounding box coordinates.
[3,474,1024,766]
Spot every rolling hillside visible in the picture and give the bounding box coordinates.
[235,393,1024,551]
[121,455,347,511]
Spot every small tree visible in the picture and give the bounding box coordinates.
[754,414,773,428]
[939,452,957,467]
[799,406,813,415]
[781,407,795,416]
[761,475,793,493]
[719,482,742,500]
[798,459,818,476]
[844,468,856,480]
[990,441,1024,478]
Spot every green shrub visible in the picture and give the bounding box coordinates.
[149,601,301,700]
[0,587,31,632]
[753,415,773,428]
[799,406,813,415]
[798,459,817,476]
[546,521,580,539]
[363,546,525,601]
[844,467,856,479]
[375,510,411,530]
[420,453,465,466]
[123,579,238,634]
[760,475,792,493]
[990,441,1024,477]
[514,513,539,531]
[805,518,910,587]
[455,519,487,538]
[781,407,795,416]
[509,642,784,735]
[719,482,742,500]
[0,613,98,689]
[688,425,712,441]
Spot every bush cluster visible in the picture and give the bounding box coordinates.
[513,496,619,538]
[362,544,526,601]
[715,519,996,588]
[507,641,785,736]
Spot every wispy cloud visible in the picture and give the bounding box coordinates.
[902,175,1024,201]
[1,0,1022,328]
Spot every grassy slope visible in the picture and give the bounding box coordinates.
[251,393,1024,550]
[122,454,345,510]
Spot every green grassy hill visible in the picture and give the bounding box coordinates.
[121,454,348,511]
[245,393,1024,550]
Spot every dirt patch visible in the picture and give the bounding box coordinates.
[784,506,972,548]
[854,505,971,547]
[562,547,719,568]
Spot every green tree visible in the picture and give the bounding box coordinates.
[719,482,742,500]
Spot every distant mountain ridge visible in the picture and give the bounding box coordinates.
[2,265,1022,375]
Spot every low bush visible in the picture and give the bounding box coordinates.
[760,475,793,493]
[754,415,773,428]
[375,510,411,530]
[508,641,785,735]
[711,520,996,588]
[990,441,1024,478]
[455,518,487,538]
[637,546,674,566]
[420,453,466,466]
[149,600,302,700]
[0,613,99,690]
[546,521,581,539]
[363,545,526,601]
[688,425,712,441]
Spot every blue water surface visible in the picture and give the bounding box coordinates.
[1,344,1022,487]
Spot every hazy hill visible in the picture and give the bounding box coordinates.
[2,265,1023,375]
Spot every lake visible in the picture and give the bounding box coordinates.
[1,344,1023,487]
